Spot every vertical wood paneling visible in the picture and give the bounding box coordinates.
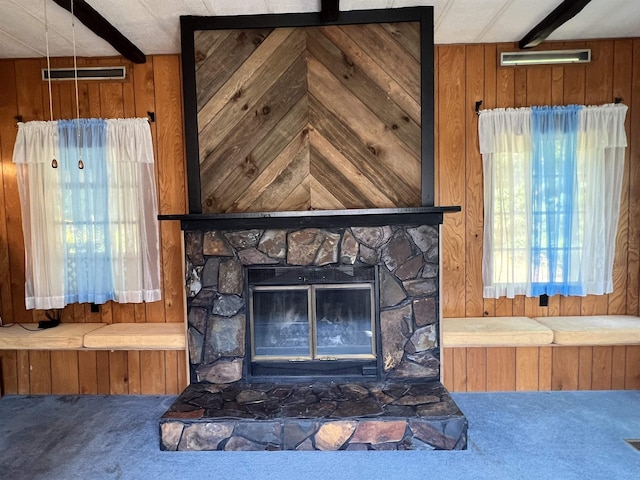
[438,45,466,317]
[628,40,640,315]
[486,347,515,391]
[552,347,579,390]
[465,45,484,318]
[515,347,539,391]
[466,347,487,391]
[452,347,467,392]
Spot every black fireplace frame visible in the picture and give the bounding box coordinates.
[179,6,436,212]
[244,265,382,383]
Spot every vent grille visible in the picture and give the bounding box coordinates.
[42,66,126,81]
[500,49,590,66]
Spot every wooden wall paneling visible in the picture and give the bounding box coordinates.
[466,347,487,391]
[237,103,309,210]
[0,351,17,394]
[591,346,612,390]
[0,60,18,325]
[140,350,166,394]
[78,350,98,394]
[609,40,633,315]
[551,346,579,390]
[515,346,539,391]
[538,346,553,390]
[17,350,29,394]
[611,346,627,389]
[96,351,111,394]
[625,345,640,389]
[628,40,640,315]
[153,55,187,327]
[438,45,466,317]
[452,347,467,392]
[577,346,593,390]
[201,53,307,210]
[441,347,453,390]
[308,27,421,160]
[551,65,564,105]
[482,44,497,317]
[308,55,421,205]
[486,347,515,391]
[29,350,51,394]
[164,351,179,394]
[51,351,79,394]
[109,351,129,394]
[464,44,485,318]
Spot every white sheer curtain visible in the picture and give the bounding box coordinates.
[479,107,532,298]
[577,104,628,294]
[13,118,161,309]
[479,103,627,299]
[106,119,161,303]
[13,121,65,309]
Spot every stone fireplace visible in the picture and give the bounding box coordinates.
[160,6,466,451]
[159,208,467,451]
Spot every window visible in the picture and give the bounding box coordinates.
[479,104,627,299]
[13,118,161,310]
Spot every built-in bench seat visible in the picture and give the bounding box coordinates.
[442,315,640,392]
[442,316,554,347]
[0,322,185,351]
[533,315,640,346]
[0,323,106,350]
[82,322,185,350]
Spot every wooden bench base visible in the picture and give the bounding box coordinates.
[442,345,640,392]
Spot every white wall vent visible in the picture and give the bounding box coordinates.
[500,49,591,66]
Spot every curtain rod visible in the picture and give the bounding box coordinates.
[474,98,624,115]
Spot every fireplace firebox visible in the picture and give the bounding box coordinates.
[247,266,379,380]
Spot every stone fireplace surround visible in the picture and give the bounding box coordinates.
[159,208,467,451]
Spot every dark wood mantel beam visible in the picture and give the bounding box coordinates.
[52,0,146,63]
[519,0,592,49]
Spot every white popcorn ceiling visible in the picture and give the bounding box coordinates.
[0,0,638,59]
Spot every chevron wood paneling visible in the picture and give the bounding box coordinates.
[195,23,422,213]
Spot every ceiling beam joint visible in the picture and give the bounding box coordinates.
[52,0,146,63]
[519,0,592,49]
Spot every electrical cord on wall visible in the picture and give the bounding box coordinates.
[0,309,62,330]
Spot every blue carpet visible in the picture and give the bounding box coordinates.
[1,391,639,480]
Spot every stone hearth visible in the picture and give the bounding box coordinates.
[160,381,466,451]
[159,209,466,451]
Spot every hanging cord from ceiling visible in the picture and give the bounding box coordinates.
[44,0,58,168]
[70,0,84,169]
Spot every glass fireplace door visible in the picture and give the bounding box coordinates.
[251,287,311,359]
[250,284,375,362]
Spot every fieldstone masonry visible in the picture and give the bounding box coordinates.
[184,224,441,383]
[162,222,467,451]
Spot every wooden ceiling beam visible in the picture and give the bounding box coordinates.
[519,0,592,49]
[52,0,146,63]
[320,0,340,22]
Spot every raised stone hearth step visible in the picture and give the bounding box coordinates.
[160,381,467,451]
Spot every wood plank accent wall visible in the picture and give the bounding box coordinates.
[1,38,639,395]
[437,39,640,391]
[195,24,422,213]
[0,56,188,395]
